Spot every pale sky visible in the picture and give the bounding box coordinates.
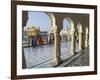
[26,11,69,32]
[26,11,51,32]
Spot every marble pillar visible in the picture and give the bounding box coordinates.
[51,25,61,65]
[70,29,75,55]
[77,24,82,51]
[85,27,89,48]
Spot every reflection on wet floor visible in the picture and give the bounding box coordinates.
[23,41,73,68]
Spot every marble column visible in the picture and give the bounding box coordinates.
[70,29,75,55]
[85,27,89,48]
[51,25,61,65]
[77,24,82,51]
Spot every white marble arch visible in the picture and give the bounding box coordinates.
[60,17,75,55]
[46,13,62,65]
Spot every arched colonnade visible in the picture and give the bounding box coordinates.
[22,11,89,65]
[46,12,89,65]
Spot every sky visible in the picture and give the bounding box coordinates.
[63,19,70,29]
[26,11,51,32]
[26,11,69,32]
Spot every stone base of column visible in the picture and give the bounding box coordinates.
[70,50,75,55]
[77,48,82,52]
[85,46,88,48]
[52,57,62,66]
[85,42,88,48]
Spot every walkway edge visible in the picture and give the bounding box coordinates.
[57,48,88,67]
